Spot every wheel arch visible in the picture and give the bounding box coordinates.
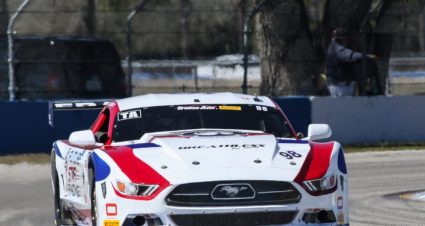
[88,151,111,183]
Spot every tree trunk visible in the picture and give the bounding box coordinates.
[257,0,319,96]
[180,0,191,59]
[0,0,9,98]
[0,0,8,34]
[322,0,372,45]
[238,0,249,52]
[82,0,96,36]
[372,0,425,95]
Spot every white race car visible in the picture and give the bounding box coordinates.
[51,92,349,226]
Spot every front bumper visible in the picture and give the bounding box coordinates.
[97,180,349,226]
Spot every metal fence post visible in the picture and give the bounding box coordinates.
[7,0,32,101]
[127,0,151,97]
[242,0,268,94]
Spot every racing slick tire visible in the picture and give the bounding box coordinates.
[51,150,72,226]
[89,166,97,226]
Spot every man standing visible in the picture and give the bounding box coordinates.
[326,28,377,97]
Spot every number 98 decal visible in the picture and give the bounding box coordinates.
[279,151,302,159]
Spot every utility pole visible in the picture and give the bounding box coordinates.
[127,0,151,97]
[7,0,32,101]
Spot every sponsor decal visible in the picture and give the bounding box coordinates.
[279,151,302,159]
[67,166,80,182]
[67,150,86,164]
[219,105,241,111]
[178,144,265,150]
[67,184,82,197]
[337,212,345,224]
[103,219,120,226]
[118,110,141,121]
[337,196,343,209]
[177,105,217,110]
[75,102,97,108]
[54,101,108,109]
[182,131,244,137]
[64,150,88,198]
[212,183,255,200]
[106,203,117,216]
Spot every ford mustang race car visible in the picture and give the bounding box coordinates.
[50,92,349,226]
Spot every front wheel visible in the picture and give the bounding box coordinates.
[51,150,71,225]
[53,172,63,226]
[89,168,97,226]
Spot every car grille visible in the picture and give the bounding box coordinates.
[169,211,298,226]
[166,180,301,207]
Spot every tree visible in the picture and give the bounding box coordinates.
[370,0,425,95]
[0,0,8,34]
[237,0,249,52]
[257,0,425,96]
[82,0,96,36]
[180,0,192,59]
[0,0,9,97]
[257,0,320,96]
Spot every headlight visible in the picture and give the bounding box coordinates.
[303,174,337,195]
[115,180,159,197]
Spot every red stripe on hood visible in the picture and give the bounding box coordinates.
[103,145,170,200]
[294,142,334,182]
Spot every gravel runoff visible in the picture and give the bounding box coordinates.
[1,150,425,226]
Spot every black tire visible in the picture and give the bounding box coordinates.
[51,150,69,226]
[89,167,97,226]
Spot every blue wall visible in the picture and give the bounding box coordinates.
[0,98,311,155]
[0,101,52,155]
[272,97,311,135]
[0,101,99,155]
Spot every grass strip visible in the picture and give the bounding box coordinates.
[344,143,425,153]
[0,153,50,165]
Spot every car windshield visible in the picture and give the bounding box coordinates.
[112,104,293,142]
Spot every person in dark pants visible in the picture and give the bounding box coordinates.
[326,28,377,97]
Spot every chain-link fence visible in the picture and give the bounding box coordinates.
[1,0,425,99]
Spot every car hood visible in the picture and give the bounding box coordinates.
[128,130,311,183]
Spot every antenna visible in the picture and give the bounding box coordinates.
[253,93,262,102]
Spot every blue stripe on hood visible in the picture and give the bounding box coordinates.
[92,152,111,181]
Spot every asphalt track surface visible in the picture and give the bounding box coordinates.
[1,150,425,226]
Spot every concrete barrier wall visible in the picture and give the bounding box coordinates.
[1,96,425,155]
[311,96,425,144]
[0,101,99,155]
[272,97,311,135]
[0,101,52,154]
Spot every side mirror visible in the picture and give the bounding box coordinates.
[69,130,96,146]
[307,124,332,141]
